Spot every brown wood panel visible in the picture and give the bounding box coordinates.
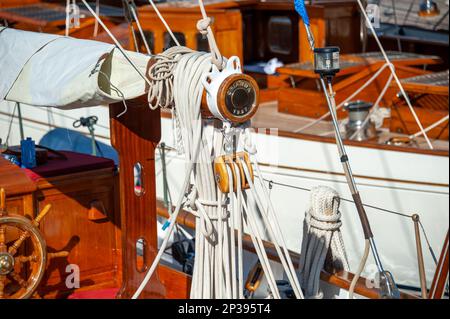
[278,87,348,119]
[0,157,37,197]
[158,265,191,299]
[278,62,431,118]
[34,168,121,298]
[391,105,449,139]
[137,8,244,62]
[110,96,166,299]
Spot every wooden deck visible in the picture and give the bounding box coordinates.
[251,101,449,155]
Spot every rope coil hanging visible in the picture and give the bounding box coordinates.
[299,186,350,299]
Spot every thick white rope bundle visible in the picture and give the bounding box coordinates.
[299,186,349,299]
[77,1,301,298]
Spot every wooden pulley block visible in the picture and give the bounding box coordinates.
[202,56,259,124]
[0,188,68,299]
[214,152,254,193]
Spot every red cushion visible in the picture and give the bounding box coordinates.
[68,288,119,299]
[24,151,115,181]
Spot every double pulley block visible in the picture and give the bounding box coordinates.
[214,152,254,194]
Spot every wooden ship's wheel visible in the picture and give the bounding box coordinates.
[0,188,67,299]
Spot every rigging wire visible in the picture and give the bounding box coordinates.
[4,102,17,146]
[128,1,152,55]
[80,0,153,88]
[258,176,411,219]
[356,0,434,150]
[256,176,439,266]
[433,8,450,31]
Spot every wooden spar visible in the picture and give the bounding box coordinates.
[429,230,449,299]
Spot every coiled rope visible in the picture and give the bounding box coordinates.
[299,186,350,299]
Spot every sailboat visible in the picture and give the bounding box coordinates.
[0,0,448,299]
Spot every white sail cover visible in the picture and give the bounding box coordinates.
[0,27,151,109]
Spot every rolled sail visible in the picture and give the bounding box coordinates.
[0,27,151,109]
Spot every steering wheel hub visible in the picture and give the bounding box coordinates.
[0,252,14,275]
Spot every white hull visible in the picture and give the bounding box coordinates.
[156,118,449,291]
[1,101,448,292]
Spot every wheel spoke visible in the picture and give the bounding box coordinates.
[0,226,6,253]
[0,275,6,299]
[8,230,30,256]
[8,270,27,289]
[15,254,38,264]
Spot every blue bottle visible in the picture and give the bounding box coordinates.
[20,137,37,169]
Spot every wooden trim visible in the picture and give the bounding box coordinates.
[256,161,449,189]
[399,82,449,96]
[0,10,47,27]
[33,167,116,190]
[156,200,419,299]
[275,129,449,157]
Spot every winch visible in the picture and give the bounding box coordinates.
[344,101,377,141]
[203,56,259,124]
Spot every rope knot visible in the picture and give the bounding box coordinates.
[196,17,211,35]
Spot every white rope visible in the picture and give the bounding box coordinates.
[348,239,370,299]
[241,189,282,299]
[240,133,304,299]
[299,186,349,299]
[132,51,209,299]
[410,114,449,139]
[197,0,223,69]
[245,163,304,299]
[294,62,392,134]
[82,0,178,112]
[356,0,433,149]
[232,162,244,299]
[243,134,304,298]
[147,46,194,109]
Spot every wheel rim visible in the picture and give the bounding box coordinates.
[0,215,47,299]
